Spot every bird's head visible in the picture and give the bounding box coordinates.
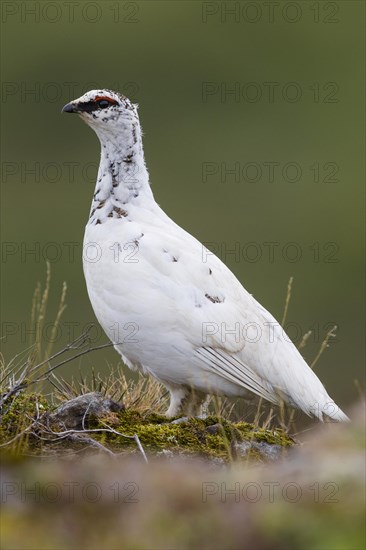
[61,89,138,135]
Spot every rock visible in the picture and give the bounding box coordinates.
[49,392,123,429]
[205,423,225,435]
[234,440,286,462]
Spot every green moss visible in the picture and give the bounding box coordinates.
[233,421,293,447]
[91,411,294,462]
[0,392,49,454]
[0,393,294,462]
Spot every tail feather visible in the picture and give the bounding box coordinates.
[318,401,349,422]
[301,395,349,422]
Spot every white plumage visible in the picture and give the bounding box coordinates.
[62,89,348,421]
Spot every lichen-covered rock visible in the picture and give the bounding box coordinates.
[49,392,124,429]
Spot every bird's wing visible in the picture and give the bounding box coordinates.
[135,215,333,414]
[195,347,278,404]
[88,209,333,416]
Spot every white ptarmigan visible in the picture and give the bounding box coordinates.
[62,89,348,421]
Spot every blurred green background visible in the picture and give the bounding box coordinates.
[1,1,364,411]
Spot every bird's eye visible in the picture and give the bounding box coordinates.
[98,100,110,109]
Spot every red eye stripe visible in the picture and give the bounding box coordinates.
[95,96,118,105]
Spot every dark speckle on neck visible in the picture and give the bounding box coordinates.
[123,153,133,164]
[87,110,152,224]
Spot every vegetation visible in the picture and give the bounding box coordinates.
[1,267,364,549]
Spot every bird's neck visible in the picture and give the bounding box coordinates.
[88,119,153,224]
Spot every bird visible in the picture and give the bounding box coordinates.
[62,89,348,422]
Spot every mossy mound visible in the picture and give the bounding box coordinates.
[0,392,294,463]
[0,392,49,454]
[91,409,294,462]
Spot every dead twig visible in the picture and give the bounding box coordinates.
[64,433,116,457]
[311,325,337,370]
[25,416,150,463]
[281,276,293,327]
[0,424,34,448]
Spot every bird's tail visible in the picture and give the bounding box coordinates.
[314,399,349,422]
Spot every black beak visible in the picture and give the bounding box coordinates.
[61,102,78,113]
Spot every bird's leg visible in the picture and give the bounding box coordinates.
[165,385,207,418]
